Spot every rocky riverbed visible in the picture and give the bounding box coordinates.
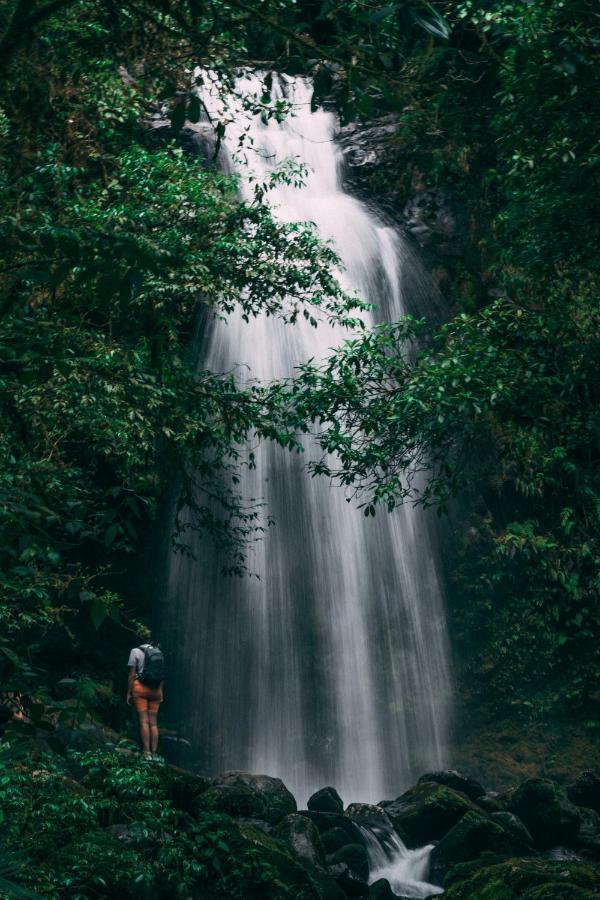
[190,766,600,898]
[5,729,600,898]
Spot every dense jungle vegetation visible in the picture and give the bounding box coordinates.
[1,0,599,895]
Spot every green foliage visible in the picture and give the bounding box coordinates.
[285,0,600,717]
[0,0,363,706]
[0,751,319,898]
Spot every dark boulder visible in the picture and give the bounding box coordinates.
[418,770,485,802]
[381,782,477,847]
[322,827,356,855]
[429,810,529,885]
[477,792,505,814]
[443,857,600,899]
[490,811,535,849]
[368,879,396,899]
[146,112,232,172]
[344,803,394,830]
[328,842,369,882]
[239,824,322,898]
[301,810,364,843]
[568,772,600,814]
[336,116,400,207]
[511,779,581,849]
[576,807,600,861]
[273,813,326,869]
[212,771,296,824]
[327,863,370,897]
[167,765,212,816]
[195,782,266,819]
[403,189,468,255]
[309,787,344,815]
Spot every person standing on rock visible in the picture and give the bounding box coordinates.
[127,631,165,760]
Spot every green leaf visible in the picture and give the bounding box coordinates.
[90,598,107,630]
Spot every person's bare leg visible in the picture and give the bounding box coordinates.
[138,710,150,753]
[148,708,159,754]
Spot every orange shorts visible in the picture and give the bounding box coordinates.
[132,679,162,714]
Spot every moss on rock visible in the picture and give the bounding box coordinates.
[443,857,600,899]
[382,781,477,846]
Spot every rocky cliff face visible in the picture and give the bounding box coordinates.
[337,117,467,257]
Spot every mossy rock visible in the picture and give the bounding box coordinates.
[167,765,212,815]
[214,772,296,824]
[273,813,326,868]
[328,842,368,868]
[240,824,322,898]
[418,770,485,801]
[196,782,268,819]
[489,811,534,849]
[308,787,344,814]
[568,772,600,814]
[443,857,600,899]
[328,842,369,883]
[382,782,477,847]
[525,885,599,899]
[430,811,528,884]
[322,827,353,855]
[511,779,581,849]
[368,879,396,899]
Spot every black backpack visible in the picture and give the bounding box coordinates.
[138,645,164,688]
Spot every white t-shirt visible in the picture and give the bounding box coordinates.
[127,644,151,678]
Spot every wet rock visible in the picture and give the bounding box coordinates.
[167,765,212,816]
[575,806,600,861]
[368,879,396,899]
[328,841,369,882]
[443,857,600,899]
[146,113,231,171]
[381,782,477,847]
[490,811,535,849]
[273,813,326,868]
[344,803,394,830]
[403,189,468,254]
[239,824,323,898]
[328,862,370,897]
[429,810,530,884]
[212,771,296,824]
[477,792,505,814]
[336,116,400,203]
[322,826,356,855]
[301,810,364,844]
[309,786,344,814]
[510,779,581,849]
[195,781,266,819]
[568,772,600,814]
[418,770,485,802]
[235,816,272,833]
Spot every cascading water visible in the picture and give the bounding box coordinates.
[360,824,442,898]
[159,74,452,817]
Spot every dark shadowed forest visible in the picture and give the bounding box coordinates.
[1,1,599,897]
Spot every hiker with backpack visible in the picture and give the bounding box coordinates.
[127,637,165,759]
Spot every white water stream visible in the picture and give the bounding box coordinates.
[160,74,452,892]
[360,825,443,898]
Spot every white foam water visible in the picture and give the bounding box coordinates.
[360,824,443,898]
[159,73,452,813]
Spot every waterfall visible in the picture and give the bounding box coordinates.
[360,824,443,898]
[159,73,452,808]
